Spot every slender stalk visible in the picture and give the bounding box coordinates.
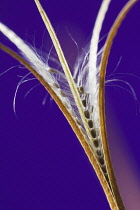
[0,43,119,210]
[34,0,96,147]
[99,0,138,209]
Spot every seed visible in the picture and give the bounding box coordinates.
[98,157,104,165]
[84,110,90,119]
[79,86,84,94]
[105,174,110,186]
[60,90,66,97]
[53,83,60,88]
[90,129,96,138]
[77,86,84,94]
[96,149,102,157]
[102,165,107,174]
[82,99,86,107]
[93,139,99,148]
[48,68,58,74]
[88,120,93,128]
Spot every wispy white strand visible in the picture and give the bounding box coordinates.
[24,83,41,99]
[106,78,140,113]
[0,65,20,76]
[13,72,31,115]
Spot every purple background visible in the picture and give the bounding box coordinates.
[1,0,140,209]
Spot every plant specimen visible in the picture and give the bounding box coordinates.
[0,0,139,209]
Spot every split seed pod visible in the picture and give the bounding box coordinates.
[0,0,138,209]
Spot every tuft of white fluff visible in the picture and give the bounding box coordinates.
[73,0,112,146]
[0,22,54,85]
[0,22,86,138]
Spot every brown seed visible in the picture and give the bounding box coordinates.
[60,90,66,97]
[96,150,102,157]
[98,157,104,165]
[53,83,60,88]
[82,99,86,107]
[79,86,84,94]
[48,68,58,74]
[102,165,107,174]
[77,86,84,94]
[84,110,90,119]
[93,139,99,148]
[90,129,96,138]
[105,174,111,186]
[88,120,93,128]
